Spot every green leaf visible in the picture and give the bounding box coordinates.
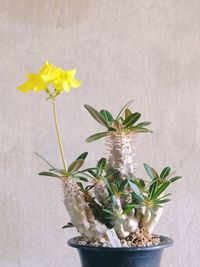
[136,121,151,127]
[153,199,171,205]
[105,169,119,178]
[77,152,88,160]
[132,191,144,204]
[158,193,172,199]
[129,180,144,201]
[77,182,84,191]
[125,126,150,133]
[38,171,61,178]
[123,204,141,214]
[152,181,171,199]
[34,153,54,168]
[76,167,100,173]
[113,120,123,131]
[116,100,134,119]
[75,176,89,182]
[49,168,66,175]
[160,167,171,179]
[170,176,182,183]
[62,223,74,229]
[100,110,113,123]
[123,112,141,127]
[84,104,109,127]
[144,163,156,179]
[139,179,146,188]
[85,132,108,143]
[125,108,132,119]
[87,169,97,177]
[119,179,128,192]
[110,183,118,194]
[151,168,159,179]
[149,181,157,199]
[68,159,84,172]
[97,158,107,170]
[103,209,115,216]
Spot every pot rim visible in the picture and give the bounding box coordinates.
[68,235,173,251]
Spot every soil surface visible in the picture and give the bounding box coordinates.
[76,226,161,248]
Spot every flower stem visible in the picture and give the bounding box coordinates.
[52,98,67,171]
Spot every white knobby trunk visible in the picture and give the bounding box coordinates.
[63,177,107,240]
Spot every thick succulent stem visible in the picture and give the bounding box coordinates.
[106,132,136,178]
[63,177,107,241]
[140,206,163,234]
[93,180,138,238]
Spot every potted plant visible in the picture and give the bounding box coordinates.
[18,61,181,267]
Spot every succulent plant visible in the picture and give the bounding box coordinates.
[18,62,181,246]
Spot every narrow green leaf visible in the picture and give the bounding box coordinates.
[34,153,54,168]
[144,163,156,179]
[38,171,61,178]
[110,183,118,194]
[129,180,144,201]
[62,223,74,229]
[84,104,109,127]
[87,170,97,177]
[125,126,150,133]
[125,108,132,119]
[136,121,151,127]
[152,181,170,199]
[170,176,182,183]
[116,100,134,119]
[100,110,113,123]
[119,179,128,192]
[123,204,142,214]
[139,179,146,188]
[85,132,108,143]
[105,169,119,178]
[151,168,159,179]
[75,176,89,182]
[158,193,172,199]
[123,112,141,127]
[76,167,100,173]
[77,152,88,160]
[68,159,84,172]
[103,209,115,216]
[49,168,66,175]
[97,158,107,170]
[154,199,171,204]
[160,167,171,179]
[77,182,84,191]
[113,120,123,131]
[149,181,157,200]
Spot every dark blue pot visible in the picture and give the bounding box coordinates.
[68,236,173,267]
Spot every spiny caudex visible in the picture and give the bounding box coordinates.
[18,61,181,245]
[84,104,181,238]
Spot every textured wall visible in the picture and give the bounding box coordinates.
[0,0,200,266]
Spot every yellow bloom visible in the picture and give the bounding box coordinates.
[53,68,82,93]
[17,73,46,93]
[40,61,58,84]
[17,60,82,95]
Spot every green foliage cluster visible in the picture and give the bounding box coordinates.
[84,101,152,142]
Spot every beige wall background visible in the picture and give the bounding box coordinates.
[0,0,200,266]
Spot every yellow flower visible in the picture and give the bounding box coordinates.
[53,68,82,93]
[40,61,58,84]
[17,73,47,93]
[17,60,82,95]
